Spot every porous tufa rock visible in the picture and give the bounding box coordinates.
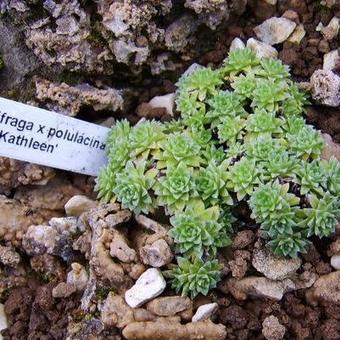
[229,37,245,51]
[140,239,173,268]
[100,293,135,328]
[0,245,20,267]
[146,296,192,316]
[65,195,97,217]
[148,93,176,116]
[52,282,77,298]
[321,133,340,161]
[316,17,339,41]
[262,315,286,340]
[110,229,137,263]
[252,248,301,280]
[225,276,296,301]
[310,69,340,107]
[246,38,278,59]
[254,17,296,45]
[323,50,340,71]
[67,262,89,292]
[330,255,340,270]
[125,268,166,308]
[192,303,218,322]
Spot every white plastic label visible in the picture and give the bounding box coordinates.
[0,97,110,176]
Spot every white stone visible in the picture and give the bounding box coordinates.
[192,303,218,322]
[316,17,339,41]
[148,93,176,116]
[310,69,340,107]
[246,38,278,59]
[182,63,204,77]
[229,38,245,52]
[0,303,7,336]
[252,248,301,280]
[288,24,306,44]
[64,195,97,217]
[262,0,277,4]
[254,17,296,45]
[67,263,89,291]
[323,50,340,71]
[125,268,166,308]
[330,255,340,270]
[24,225,57,254]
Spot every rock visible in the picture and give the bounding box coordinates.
[64,195,97,217]
[140,239,174,268]
[182,63,204,77]
[252,248,301,280]
[67,263,88,291]
[23,224,58,255]
[0,245,20,267]
[52,282,77,298]
[229,38,245,51]
[148,93,176,116]
[310,69,340,107]
[110,229,137,263]
[330,255,340,270]
[232,230,255,249]
[125,268,166,308]
[101,293,134,328]
[316,17,339,41]
[287,24,306,44]
[192,303,218,322]
[226,277,295,301]
[246,38,278,59]
[262,315,286,340]
[323,50,339,71]
[282,10,299,24]
[321,133,340,161]
[229,250,251,279]
[306,271,340,305]
[328,239,340,256]
[262,0,277,4]
[146,296,191,316]
[254,17,296,45]
[0,303,7,335]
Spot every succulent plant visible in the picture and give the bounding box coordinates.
[223,48,260,76]
[176,91,206,119]
[217,116,245,144]
[268,232,309,258]
[155,132,202,169]
[164,257,222,298]
[322,157,340,197]
[176,67,223,101]
[264,149,297,179]
[95,164,117,203]
[201,144,226,165]
[282,115,306,135]
[170,201,231,258]
[231,74,257,100]
[195,160,232,206]
[282,84,310,116]
[302,193,340,238]
[225,142,245,160]
[246,109,282,138]
[106,119,131,151]
[246,135,282,162]
[257,58,290,80]
[249,181,300,237]
[155,164,196,214]
[227,157,262,200]
[129,119,165,158]
[113,161,157,214]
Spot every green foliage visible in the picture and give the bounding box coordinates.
[164,257,222,298]
[97,47,340,298]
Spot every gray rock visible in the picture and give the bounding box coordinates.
[125,268,166,308]
[64,195,97,217]
[323,50,339,71]
[254,17,296,45]
[0,303,8,336]
[262,315,286,340]
[330,255,340,270]
[246,38,278,59]
[192,303,218,322]
[229,38,245,51]
[148,93,176,116]
[252,248,301,280]
[316,17,339,41]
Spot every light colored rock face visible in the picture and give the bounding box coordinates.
[262,0,277,4]
[229,37,245,51]
[227,276,295,301]
[287,24,306,44]
[254,17,296,45]
[246,38,278,59]
[252,248,301,280]
[0,303,7,336]
[23,224,57,255]
[140,239,174,267]
[330,255,340,270]
[148,93,176,116]
[192,303,218,322]
[67,262,89,291]
[316,17,339,41]
[310,69,340,107]
[323,50,339,71]
[125,268,166,308]
[146,296,191,316]
[321,133,340,161]
[64,195,97,217]
[262,315,286,340]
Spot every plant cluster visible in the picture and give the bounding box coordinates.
[96,48,340,298]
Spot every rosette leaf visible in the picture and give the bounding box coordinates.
[264,149,297,179]
[106,119,131,151]
[164,257,222,298]
[245,135,282,162]
[231,74,256,100]
[176,91,206,119]
[282,115,306,135]
[322,157,340,197]
[257,58,290,80]
[223,48,260,76]
[113,161,157,214]
[246,109,282,138]
[95,164,116,203]
[268,232,309,257]
[282,84,310,116]
[217,116,245,144]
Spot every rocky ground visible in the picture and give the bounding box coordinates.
[0,0,339,339]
